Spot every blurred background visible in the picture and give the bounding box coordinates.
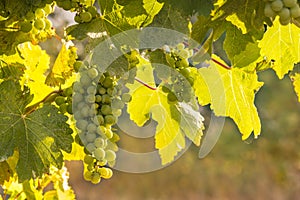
[48,7,300,200]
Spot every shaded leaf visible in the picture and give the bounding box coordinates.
[0,80,73,181]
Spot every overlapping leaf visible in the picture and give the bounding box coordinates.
[192,55,263,140]
[127,63,204,164]
[259,18,300,79]
[0,80,73,181]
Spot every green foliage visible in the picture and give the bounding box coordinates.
[0,80,73,181]
[0,0,300,198]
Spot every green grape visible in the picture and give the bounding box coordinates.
[34,18,46,30]
[63,87,73,97]
[67,104,73,114]
[161,85,171,93]
[283,0,297,7]
[74,61,83,72]
[95,95,102,103]
[104,115,116,125]
[25,12,35,20]
[86,143,96,153]
[98,87,106,95]
[279,16,291,25]
[59,0,73,10]
[88,68,98,79]
[80,105,90,117]
[279,7,291,20]
[111,98,124,109]
[86,133,97,142]
[35,8,45,18]
[80,74,91,86]
[74,14,82,23]
[265,3,276,18]
[87,123,97,133]
[91,172,101,184]
[167,92,177,103]
[101,105,112,115]
[94,137,106,148]
[87,6,98,18]
[87,85,96,94]
[43,4,53,14]
[80,12,93,23]
[290,5,300,18]
[121,93,132,103]
[112,109,122,117]
[73,93,83,102]
[98,168,113,179]
[178,49,190,58]
[20,21,33,33]
[105,150,116,162]
[84,155,94,164]
[94,147,105,160]
[176,43,185,50]
[84,171,93,181]
[59,103,68,113]
[97,114,104,125]
[85,95,95,103]
[271,0,284,12]
[102,94,112,104]
[102,77,114,88]
[106,87,115,96]
[77,119,88,130]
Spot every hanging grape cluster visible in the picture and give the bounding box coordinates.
[53,87,73,115]
[55,0,99,23]
[264,0,300,25]
[155,43,195,103]
[73,61,133,184]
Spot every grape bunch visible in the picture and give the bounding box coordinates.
[17,3,55,42]
[73,62,132,184]
[264,0,300,25]
[155,43,195,103]
[54,87,73,115]
[55,0,99,24]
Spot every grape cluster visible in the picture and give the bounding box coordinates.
[73,62,131,184]
[264,0,300,25]
[17,3,55,42]
[55,0,99,23]
[155,43,195,103]
[54,87,73,115]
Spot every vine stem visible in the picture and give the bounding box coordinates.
[182,41,231,70]
[211,58,231,70]
[24,90,61,116]
[134,77,157,90]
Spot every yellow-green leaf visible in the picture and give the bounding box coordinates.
[46,42,77,87]
[127,63,204,164]
[193,55,263,140]
[259,17,300,79]
[291,73,300,102]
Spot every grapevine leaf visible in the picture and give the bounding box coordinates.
[259,18,300,79]
[192,55,263,140]
[0,80,73,181]
[232,42,261,69]
[0,31,30,55]
[127,63,204,164]
[46,42,77,87]
[223,23,258,64]
[0,161,11,185]
[291,73,300,102]
[213,0,267,33]
[0,62,25,80]
[68,0,163,40]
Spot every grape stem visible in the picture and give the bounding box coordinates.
[134,77,157,90]
[182,41,231,70]
[24,90,61,116]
